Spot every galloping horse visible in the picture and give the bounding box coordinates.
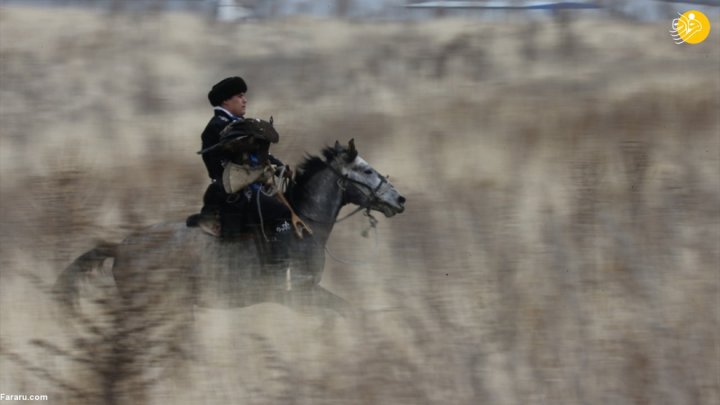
[53,140,406,316]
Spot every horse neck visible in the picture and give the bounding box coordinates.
[290,168,345,239]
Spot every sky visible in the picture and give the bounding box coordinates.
[1,0,718,21]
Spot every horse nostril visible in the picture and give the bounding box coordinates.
[398,196,406,205]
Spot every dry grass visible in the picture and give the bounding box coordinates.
[1,5,718,405]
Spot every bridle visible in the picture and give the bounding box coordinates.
[255,160,390,242]
[300,161,392,225]
[268,158,395,266]
[301,161,389,266]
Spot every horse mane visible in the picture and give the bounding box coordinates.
[288,145,343,198]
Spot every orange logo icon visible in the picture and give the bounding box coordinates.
[670,10,711,45]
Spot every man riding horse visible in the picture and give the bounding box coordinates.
[188,76,309,269]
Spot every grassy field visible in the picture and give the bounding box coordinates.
[1,5,718,405]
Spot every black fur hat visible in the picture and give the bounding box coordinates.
[208,76,248,106]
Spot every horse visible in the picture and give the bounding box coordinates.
[53,140,406,317]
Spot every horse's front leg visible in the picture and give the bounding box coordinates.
[271,285,355,318]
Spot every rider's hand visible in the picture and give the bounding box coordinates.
[274,165,292,179]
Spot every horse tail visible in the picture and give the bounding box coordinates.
[52,242,118,314]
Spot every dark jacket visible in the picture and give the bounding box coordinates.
[201,108,285,182]
[201,108,237,181]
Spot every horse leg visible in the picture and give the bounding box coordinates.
[273,285,356,318]
[52,243,118,316]
[112,261,198,364]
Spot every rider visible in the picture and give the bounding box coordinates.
[194,76,293,246]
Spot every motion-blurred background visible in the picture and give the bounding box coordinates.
[1,1,718,404]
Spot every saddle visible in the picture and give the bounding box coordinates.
[186,207,293,276]
[186,178,310,240]
[185,187,276,239]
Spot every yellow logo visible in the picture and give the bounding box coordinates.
[670,10,711,45]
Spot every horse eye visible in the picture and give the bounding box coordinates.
[364,169,373,175]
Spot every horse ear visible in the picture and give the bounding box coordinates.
[346,138,358,162]
[269,116,274,126]
[334,140,342,152]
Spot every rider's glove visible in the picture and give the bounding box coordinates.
[276,165,293,179]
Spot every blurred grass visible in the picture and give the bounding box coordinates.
[1,4,718,405]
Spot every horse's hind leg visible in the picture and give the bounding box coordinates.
[53,243,118,316]
[278,286,356,318]
[112,263,198,365]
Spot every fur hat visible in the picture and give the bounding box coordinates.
[208,76,248,106]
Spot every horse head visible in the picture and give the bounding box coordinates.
[326,139,406,218]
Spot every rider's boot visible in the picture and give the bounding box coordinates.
[187,182,226,237]
[186,207,222,237]
[198,213,222,237]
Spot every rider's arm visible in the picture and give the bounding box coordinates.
[201,120,228,181]
[268,154,292,178]
[268,154,284,167]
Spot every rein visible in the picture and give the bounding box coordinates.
[328,164,391,212]
[290,161,387,266]
[292,162,388,227]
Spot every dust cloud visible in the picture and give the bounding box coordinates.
[1,5,718,405]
